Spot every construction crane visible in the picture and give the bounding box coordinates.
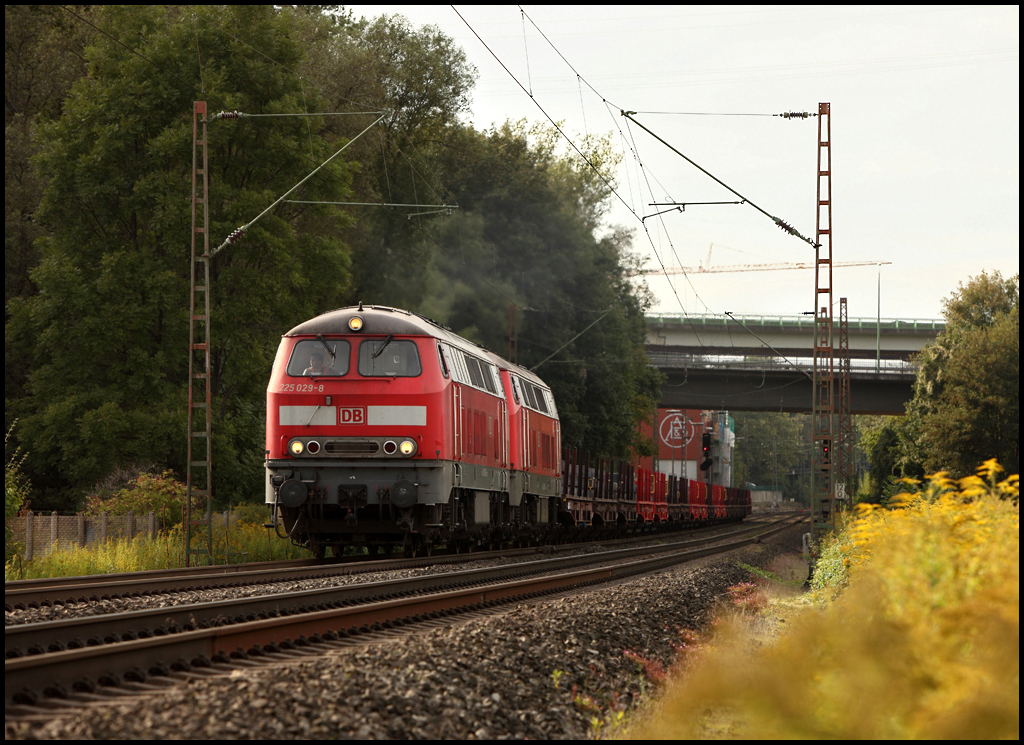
[638,244,890,275]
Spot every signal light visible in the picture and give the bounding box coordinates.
[701,432,713,472]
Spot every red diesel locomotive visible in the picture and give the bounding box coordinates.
[265,305,561,556]
[265,305,750,556]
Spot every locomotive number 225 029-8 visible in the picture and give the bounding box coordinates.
[277,383,325,393]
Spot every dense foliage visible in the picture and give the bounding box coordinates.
[6,5,354,509]
[416,123,661,456]
[862,271,1019,493]
[84,470,186,525]
[731,412,808,501]
[5,6,660,509]
[909,271,1019,476]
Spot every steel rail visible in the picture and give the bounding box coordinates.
[6,518,774,609]
[6,518,802,706]
[5,557,325,593]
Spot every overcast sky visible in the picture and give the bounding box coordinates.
[351,5,1019,321]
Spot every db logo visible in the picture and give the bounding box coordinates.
[339,407,365,425]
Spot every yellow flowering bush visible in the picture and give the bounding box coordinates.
[630,460,1019,739]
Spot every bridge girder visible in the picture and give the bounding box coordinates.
[646,315,944,362]
[655,366,913,415]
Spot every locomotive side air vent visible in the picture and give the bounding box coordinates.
[324,440,380,455]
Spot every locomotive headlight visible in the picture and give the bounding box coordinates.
[399,439,416,456]
[348,316,363,331]
[289,440,304,456]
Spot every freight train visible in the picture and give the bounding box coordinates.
[265,305,750,557]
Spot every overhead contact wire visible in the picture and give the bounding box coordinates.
[619,111,818,248]
[622,115,714,330]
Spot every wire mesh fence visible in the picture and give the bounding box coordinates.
[8,511,165,561]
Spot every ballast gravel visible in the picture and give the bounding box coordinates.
[7,526,805,740]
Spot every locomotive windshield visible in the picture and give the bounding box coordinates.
[286,339,350,376]
[358,339,422,377]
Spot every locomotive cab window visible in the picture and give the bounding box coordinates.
[437,344,450,379]
[286,339,350,377]
[358,338,422,377]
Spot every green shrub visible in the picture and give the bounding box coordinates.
[232,501,272,527]
[84,470,185,525]
[809,521,855,598]
[5,423,31,564]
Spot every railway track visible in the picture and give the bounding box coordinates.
[5,516,801,713]
[5,516,782,611]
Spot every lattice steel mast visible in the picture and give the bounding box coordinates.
[186,101,213,566]
[810,102,836,554]
[837,297,853,509]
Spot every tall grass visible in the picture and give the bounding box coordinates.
[5,510,309,581]
[630,460,1019,739]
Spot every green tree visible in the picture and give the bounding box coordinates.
[292,10,478,308]
[5,5,668,506]
[6,5,355,508]
[5,5,92,308]
[856,415,916,502]
[732,412,805,499]
[416,122,661,457]
[6,6,95,419]
[906,271,1019,478]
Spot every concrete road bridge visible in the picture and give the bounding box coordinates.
[646,314,946,414]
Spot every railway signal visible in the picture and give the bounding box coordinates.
[700,432,714,473]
